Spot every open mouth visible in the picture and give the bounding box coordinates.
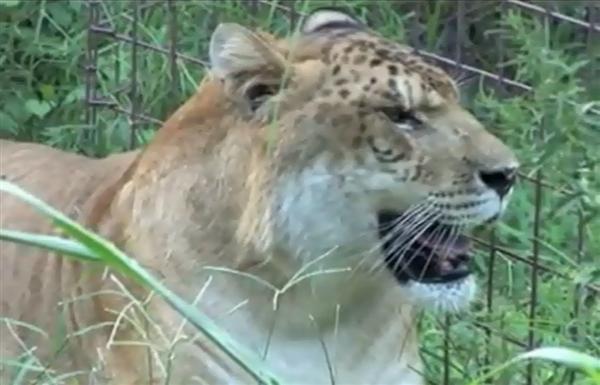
[377,211,472,284]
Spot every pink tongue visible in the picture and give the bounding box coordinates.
[416,234,470,258]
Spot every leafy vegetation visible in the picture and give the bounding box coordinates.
[0,1,598,384]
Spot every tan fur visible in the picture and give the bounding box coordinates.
[0,11,517,385]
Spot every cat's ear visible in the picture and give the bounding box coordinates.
[209,23,286,79]
[301,8,364,34]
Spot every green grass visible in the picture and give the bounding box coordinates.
[1,1,599,384]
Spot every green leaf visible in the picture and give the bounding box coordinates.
[64,86,85,105]
[46,2,73,28]
[24,99,52,119]
[39,84,56,101]
[4,98,32,123]
[0,111,18,135]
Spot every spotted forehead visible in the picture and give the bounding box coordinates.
[312,33,459,108]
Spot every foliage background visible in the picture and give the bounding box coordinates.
[0,1,598,384]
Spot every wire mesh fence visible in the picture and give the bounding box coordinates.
[82,1,599,384]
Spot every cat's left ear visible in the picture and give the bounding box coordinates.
[301,8,365,35]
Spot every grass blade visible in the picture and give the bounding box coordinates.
[0,229,100,262]
[0,180,283,385]
[467,347,600,385]
[514,347,600,371]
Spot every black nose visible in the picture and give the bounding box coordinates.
[479,167,517,198]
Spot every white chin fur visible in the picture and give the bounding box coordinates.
[405,275,476,313]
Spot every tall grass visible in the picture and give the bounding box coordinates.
[0,180,284,385]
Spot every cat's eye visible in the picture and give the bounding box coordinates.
[245,83,277,111]
[379,106,423,128]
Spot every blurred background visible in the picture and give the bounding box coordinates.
[0,1,598,384]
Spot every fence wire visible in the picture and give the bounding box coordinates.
[84,1,599,384]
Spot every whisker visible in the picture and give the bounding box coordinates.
[371,210,442,275]
[389,215,445,277]
[414,224,458,281]
[379,206,436,250]
[375,200,435,237]
[353,201,436,274]
[389,214,440,273]
[368,207,439,274]
[386,210,441,258]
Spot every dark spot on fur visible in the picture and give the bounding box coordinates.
[353,55,367,65]
[354,99,368,109]
[387,79,397,91]
[370,77,377,84]
[388,65,398,75]
[339,89,350,99]
[317,102,333,113]
[370,59,382,67]
[332,113,354,127]
[375,49,391,58]
[407,57,420,66]
[332,65,341,75]
[315,102,334,124]
[293,115,305,127]
[335,78,349,86]
[314,112,327,124]
[321,89,333,97]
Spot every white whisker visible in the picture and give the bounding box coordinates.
[386,212,442,275]
[366,203,439,274]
